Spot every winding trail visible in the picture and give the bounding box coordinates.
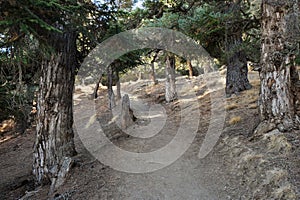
[74,75,230,200]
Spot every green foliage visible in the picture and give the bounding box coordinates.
[0,0,263,127]
[0,0,116,128]
[145,12,180,28]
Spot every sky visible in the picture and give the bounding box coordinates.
[133,0,144,9]
[92,0,144,9]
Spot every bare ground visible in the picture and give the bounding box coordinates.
[0,71,299,200]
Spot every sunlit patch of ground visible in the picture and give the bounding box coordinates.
[0,118,18,143]
[1,71,299,199]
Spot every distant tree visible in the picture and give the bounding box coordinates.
[179,1,260,96]
[150,50,160,84]
[165,53,177,102]
[142,1,260,96]
[258,0,300,132]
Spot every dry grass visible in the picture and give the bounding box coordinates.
[0,119,15,133]
[250,79,261,87]
[248,103,258,109]
[225,103,239,111]
[267,134,292,154]
[244,88,258,96]
[228,116,242,125]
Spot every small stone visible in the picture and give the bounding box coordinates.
[277,123,285,132]
[254,121,276,136]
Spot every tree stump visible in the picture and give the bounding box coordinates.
[120,94,135,129]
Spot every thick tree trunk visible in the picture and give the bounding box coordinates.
[165,54,177,102]
[225,35,252,96]
[225,0,252,96]
[259,0,300,132]
[93,74,103,99]
[33,31,77,190]
[187,60,193,78]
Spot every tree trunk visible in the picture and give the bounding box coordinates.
[150,50,159,84]
[116,69,121,100]
[259,0,300,132]
[225,0,252,96]
[107,65,115,109]
[225,35,252,96]
[33,31,77,190]
[165,54,177,102]
[138,71,142,81]
[93,74,103,99]
[150,62,158,84]
[187,60,193,78]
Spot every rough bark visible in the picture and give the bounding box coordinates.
[225,35,252,96]
[225,0,252,96]
[33,31,77,189]
[165,54,177,102]
[259,0,300,132]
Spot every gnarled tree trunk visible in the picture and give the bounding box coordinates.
[225,0,252,96]
[33,31,77,190]
[225,35,252,96]
[165,54,177,102]
[259,0,300,132]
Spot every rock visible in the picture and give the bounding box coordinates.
[277,123,286,132]
[263,129,280,138]
[252,121,276,138]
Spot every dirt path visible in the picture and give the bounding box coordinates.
[72,75,231,200]
[1,71,298,200]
